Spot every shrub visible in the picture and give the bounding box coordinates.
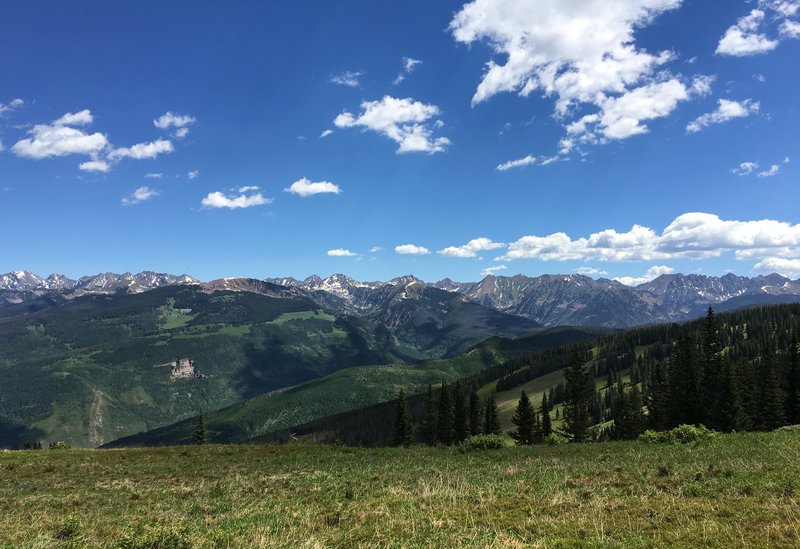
[49,441,72,450]
[464,434,506,450]
[543,433,568,445]
[776,424,800,432]
[639,424,716,444]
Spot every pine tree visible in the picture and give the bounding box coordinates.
[419,384,439,446]
[452,383,468,443]
[702,308,723,427]
[614,384,645,440]
[668,335,703,426]
[541,392,552,437]
[646,362,671,430]
[393,390,414,447]
[508,390,536,445]
[715,361,746,432]
[193,410,208,445]
[787,336,800,425]
[436,382,454,445]
[484,394,500,435]
[562,352,593,443]
[755,349,786,431]
[468,391,482,436]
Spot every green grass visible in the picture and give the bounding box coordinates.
[1,431,798,547]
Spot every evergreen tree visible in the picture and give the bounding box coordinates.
[193,410,208,445]
[715,361,747,432]
[541,392,552,437]
[508,390,536,445]
[484,394,501,435]
[755,349,786,431]
[613,384,645,440]
[468,391,482,436]
[393,390,414,447]
[667,335,703,426]
[436,382,454,445]
[787,336,800,425]
[452,383,469,443]
[562,352,593,443]
[646,362,671,430]
[419,384,439,446]
[701,308,724,427]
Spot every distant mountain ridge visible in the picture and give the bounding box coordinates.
[3,270,800,328]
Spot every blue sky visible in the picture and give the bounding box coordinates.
[2,0,799,284]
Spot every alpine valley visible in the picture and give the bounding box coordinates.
[1,269,800,448]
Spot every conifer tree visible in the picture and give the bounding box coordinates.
[468,391,482,436]
[702,307,723,427]
[668,335,703,426]
[420,384,439,446]
[613,384,645,440]
[193,410,208,445]
[562,352,593,443]
[541,392,552,437]
[508,390,536,445]
[755,349,786,431]
[452,383,468,443]
[437,382,454,445]
[646,362,671,430]
[787,336,800,425]
[484,394,501,435]
[393,389,414,447]
[715,361,746,432]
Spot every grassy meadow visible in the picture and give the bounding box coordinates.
[1,431,799,548]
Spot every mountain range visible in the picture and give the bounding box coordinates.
[4,270,800,328]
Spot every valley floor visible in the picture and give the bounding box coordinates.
[1,432,798,548]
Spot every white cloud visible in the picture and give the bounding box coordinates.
[12,110,109,159]
[238,185,260,192]
[330,70,364,87]
[754,257,800,278]
[733,161,759,176]
[201,189,272,209]
[369,246,383,253]
[327,248,357,257]
[574,267,609,276]
[108,139,174,161]
[717,2,800,56]
[187,170,199,179]
[153,112,196,138]
[145,172,163,179]
[0,98,24,116]
[450,0,705,151]
[319,129,333,138]
[614,265,675,286]
[334,95,450,154]
[496,154,536,171]
[284,177,341,197]
[393,56,422,84]
[439,238,506,258]
[481,264,508,276]
[121,186,159,206]
[686,99,759,133]
[79,160,111,172]
[500,212,800,263]
[395,244,430,255]
[758,164,781,177]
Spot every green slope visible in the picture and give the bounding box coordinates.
[106,327,606,446]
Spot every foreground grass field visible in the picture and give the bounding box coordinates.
[1,431,798,548]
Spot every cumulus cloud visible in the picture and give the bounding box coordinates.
[754,257,800,279]
[153,112,196,138]
[284,177,341,197]
[758,164,781,177]
[394,57,422,84]
[614,265,675,286]
[500,212,800,263]
[733,161,759,176]
[330,70,364,87]
[686,99,759,133]
[439,238,506,258]
[319,129,333,138]
[575,267,609,276]
[716,2,800,56]
[481,264,508,276]
[369,246,383,253]
[201,188,272,209]
[79,160,111,172]
[450,0,707,151]
[107,139,174,161]
[0,98,24,116]
[395,244,430,255]
[187,170,199,179]
[145,172,163,179]
[121,186,159,206]
[327,248,357,257]
[334,96,450,154]
[12,109,109,159]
